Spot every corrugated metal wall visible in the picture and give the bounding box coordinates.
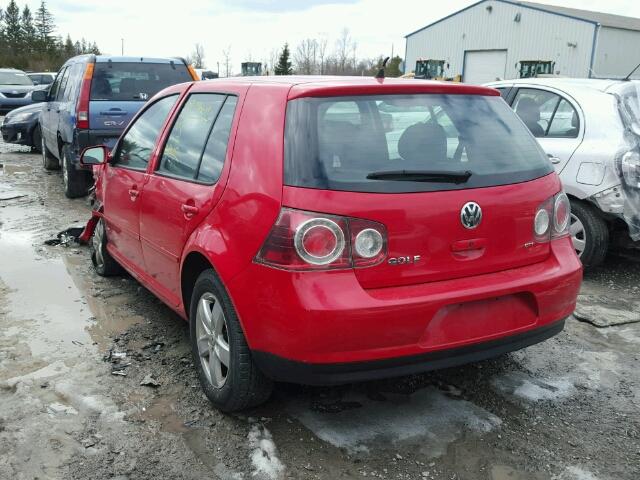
[593,27,640,79]
[405,0,596,81]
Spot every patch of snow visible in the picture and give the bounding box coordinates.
[493,373,574,401]
[247,424,285,480]
[287,387,501,455]
[1,360,70,389]
[54,380,125,422]
[46,402,78,416]
[553,466,600,480]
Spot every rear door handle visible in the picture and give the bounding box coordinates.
[181,204,199,218]
[548,154,561,165]
[100,110,127,116]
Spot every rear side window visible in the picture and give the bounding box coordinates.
[115,95,179,170]
[158,93,237,183]
[90,62,192,101]
[513,88,579,138]
[285,94,553,193]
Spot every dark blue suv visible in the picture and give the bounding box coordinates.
[34,55,196,198]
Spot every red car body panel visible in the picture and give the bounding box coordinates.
[88,76,582,384]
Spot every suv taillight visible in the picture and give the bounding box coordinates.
[255,208,387,270]
[76,62,94,129]
[534,192,570,242]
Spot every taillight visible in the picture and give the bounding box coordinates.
[76,62,94,129]
[534,192,570,242]
[255,208,387,271]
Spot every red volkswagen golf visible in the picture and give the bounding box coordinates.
[80,76,582,411]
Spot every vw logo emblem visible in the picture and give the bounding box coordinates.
[460,202,482,229]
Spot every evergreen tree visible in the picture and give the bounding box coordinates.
[63,34,74,58]
[274,43,293,75]
[4,0,22,57]
[20,5,36,55]
[34,0,55,52]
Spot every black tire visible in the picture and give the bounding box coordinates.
[61,144,90,198]
[91,218,122,276]
[189,269,273,412]
[570,200,609,268]
[41,134,59,170]
[32,125,42,153]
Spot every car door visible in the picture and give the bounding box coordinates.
[139,90,241,306]
[510,86,584,174]
[101,94,180,273]
[41,66,66,150]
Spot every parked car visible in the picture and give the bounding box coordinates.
[486,78,640,267]
[79,76,582,411]
[0,102,44,151]
[27,72,56,86]
[0,68,36,114]
[32,55,197,198]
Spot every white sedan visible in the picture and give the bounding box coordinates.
[486,78,640,267]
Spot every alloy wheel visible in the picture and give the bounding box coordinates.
[92,219,105,270]
[195,292,230,388]
[570,213,586,258]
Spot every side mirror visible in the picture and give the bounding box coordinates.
[80,145,108,166]
[31,89,47,102]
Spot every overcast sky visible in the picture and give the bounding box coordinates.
[12,0,640,73]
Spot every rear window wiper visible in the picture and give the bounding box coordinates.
[366,169,472,184]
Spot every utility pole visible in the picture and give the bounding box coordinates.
[121,38,124,56]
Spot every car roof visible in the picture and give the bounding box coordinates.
[0,68,27,73]
[194,76,499,98]
[486,77,634,94]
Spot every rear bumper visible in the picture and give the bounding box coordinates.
[253,318,565,385]
[229,237,582,380]
[77,128,122,151]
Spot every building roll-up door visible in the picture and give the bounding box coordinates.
[463,50,508,84]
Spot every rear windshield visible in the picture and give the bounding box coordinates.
[0,71,32,86]
[90,62,192,101]
[285,94,553,193]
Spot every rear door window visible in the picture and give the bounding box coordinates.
[285,94,552,193]
[513,88,579,138]
[158,93,237,183]
[90,62,192,101]
[114,95,179,170]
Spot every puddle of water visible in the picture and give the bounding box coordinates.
[0,163,32,176]
[287,386,501,455]
[0,228,92,357]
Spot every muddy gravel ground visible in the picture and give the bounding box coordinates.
[0,142,639,480]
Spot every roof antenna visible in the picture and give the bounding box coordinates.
[375,57,390,79]
[623,62,640,81]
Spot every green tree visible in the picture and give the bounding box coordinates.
[34,0,55,52]
[274,43,292,75]
[4,0,22,59]
[20,5,36,55]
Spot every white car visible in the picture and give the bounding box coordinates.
[486,78,640,267]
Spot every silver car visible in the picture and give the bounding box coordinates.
[486,78,640,267]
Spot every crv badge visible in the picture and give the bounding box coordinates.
[461,202,482,229]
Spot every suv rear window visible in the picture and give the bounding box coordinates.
[90,62,192,101]
[285,94,553,193]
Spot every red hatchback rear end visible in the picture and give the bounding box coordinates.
[87,77,582,411]
[228,80,582,387]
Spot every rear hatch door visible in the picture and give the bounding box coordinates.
[89,58,193,147]
[283,90,558,288]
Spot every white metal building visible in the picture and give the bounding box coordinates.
[404,0,640,83]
